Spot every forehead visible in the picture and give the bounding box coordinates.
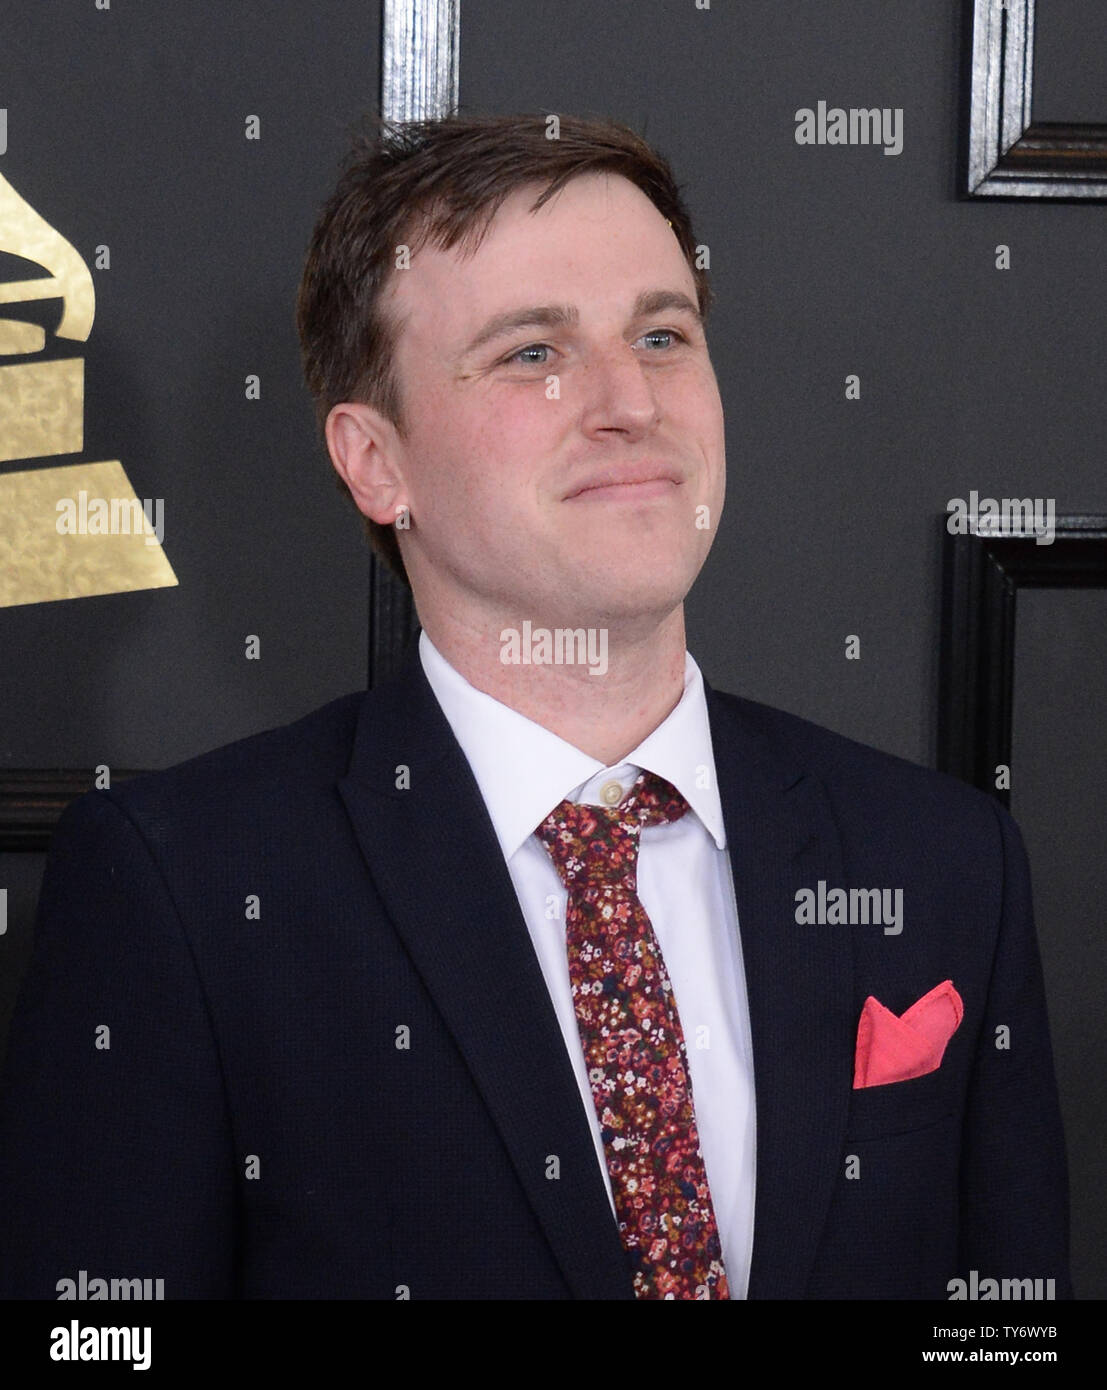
[385,172,693,334]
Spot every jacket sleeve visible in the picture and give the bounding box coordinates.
[0,790,237,1299]
[956,798,1073,1296]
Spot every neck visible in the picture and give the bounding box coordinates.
[418,603,688,767]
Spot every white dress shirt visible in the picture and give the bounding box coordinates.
[418,629,757,1297]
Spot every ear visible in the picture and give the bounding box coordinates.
[325,401,410,529]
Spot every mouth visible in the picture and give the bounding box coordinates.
[565,476,682,502]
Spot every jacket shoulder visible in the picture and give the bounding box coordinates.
[57,690,367,847]
[710,687,1009,831]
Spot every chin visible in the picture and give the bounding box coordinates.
[573,572,689,620]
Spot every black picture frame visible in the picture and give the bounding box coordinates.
[965,0,1107,199]
[938,515,1107,803]
[0,769,142,852]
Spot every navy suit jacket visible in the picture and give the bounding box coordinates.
[0,639,1072,1299]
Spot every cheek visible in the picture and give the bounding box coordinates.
[406,390,486,509]
[412,389,555,522]
[479,384,561,445]
[693,374,725,434]
[697,392,727,479]
[466,389,564,489]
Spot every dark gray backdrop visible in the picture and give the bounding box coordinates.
[2,0,1104,1296]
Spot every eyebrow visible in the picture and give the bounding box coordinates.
[456,289,703,361]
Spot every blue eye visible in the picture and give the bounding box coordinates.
[506,344,551,365]
[638,329,682,349]
[502,328,686,367]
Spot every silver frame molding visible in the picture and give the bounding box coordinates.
[370,0,462,685]
[381,0,460,122]
[967,0,1107,199]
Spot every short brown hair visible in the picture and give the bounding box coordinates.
[296,112,712,590]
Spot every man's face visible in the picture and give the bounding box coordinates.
[382,171,726,631]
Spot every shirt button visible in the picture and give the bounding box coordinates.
[600,780,624,806]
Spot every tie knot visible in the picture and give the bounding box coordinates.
[534,770,688,891]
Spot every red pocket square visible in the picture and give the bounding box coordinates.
[853,980,963,1089]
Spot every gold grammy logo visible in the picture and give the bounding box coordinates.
[0,167,177,607]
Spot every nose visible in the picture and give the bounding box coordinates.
[576,342,661,441]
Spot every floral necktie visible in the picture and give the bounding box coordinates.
[534,770,730,1300]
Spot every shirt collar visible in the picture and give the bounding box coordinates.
[418,628,727,859]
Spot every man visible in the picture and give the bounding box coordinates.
[0,113,1071,1299]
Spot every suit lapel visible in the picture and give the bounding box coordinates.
[337,640,633,1299]
[705,681,854,1299]
[339,641,852,1300]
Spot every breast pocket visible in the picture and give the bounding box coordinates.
[845,1064,959,1141]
